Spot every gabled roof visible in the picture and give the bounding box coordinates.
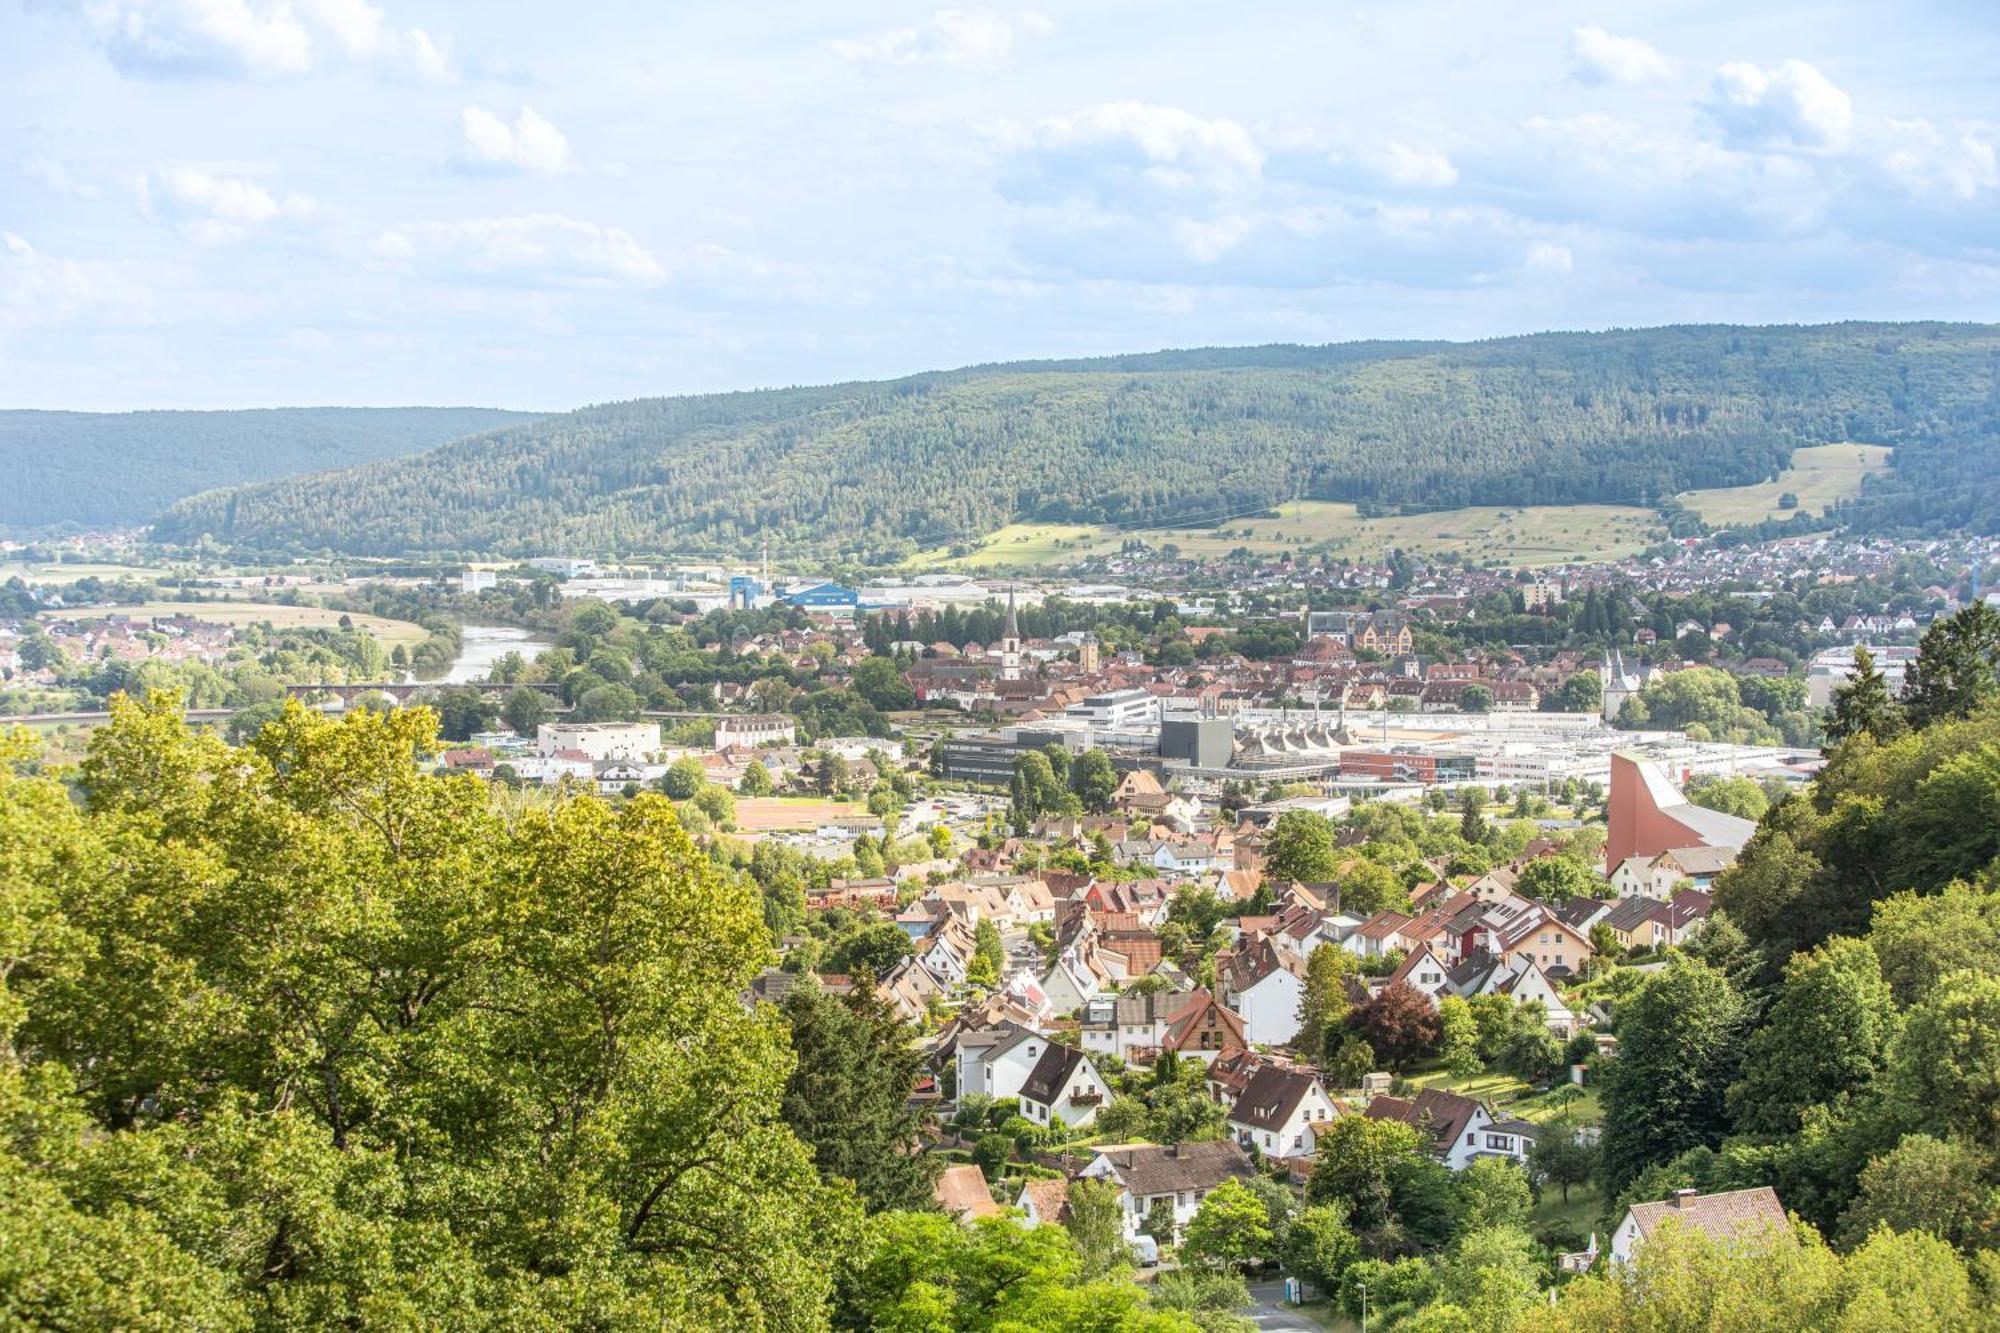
[1162,989,1248,1053]
[1625,1186,1788,1247]
[1092,1141,1257,1197]
[933,1164,1001,1220]
[1229,1064,1327,1133]
[1017,1176,1070,1225]
[1365,1087,1501,1152]
[1019,1042,1091,1106]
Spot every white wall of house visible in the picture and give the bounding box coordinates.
[1234,971,1303,1046]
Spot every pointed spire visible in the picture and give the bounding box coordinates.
[1005,583,1020,642]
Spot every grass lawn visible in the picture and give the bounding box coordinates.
[1403,1065,1603,1126]
[43,601,430,652]
[909,501,1665,571]
[732,797,868,832]
[1677,442,1891,526]
[1531,1178,1607,1240]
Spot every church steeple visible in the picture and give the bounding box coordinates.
[1000,583,1022,681]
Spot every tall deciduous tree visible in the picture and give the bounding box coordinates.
[1726,936,1897,1136]
[1295,942,1356,1056]
[1599,958,1748,1191]
[1266,810,1340,885]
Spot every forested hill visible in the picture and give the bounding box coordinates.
[0,406,538,532]
[154,323,2000,560]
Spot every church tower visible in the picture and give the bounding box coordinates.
[1000,584,1023,682]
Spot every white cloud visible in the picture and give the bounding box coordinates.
[1526,242,1574,272]
[831,8,1053,67]
[372,214,667,286]
[459,106,570,174]
[1570,26,1674,86]
[66,0,447,80]
[20,154,102,199]
[135,164,315,244]
[1876,118,1998,201]
[0,232,154,329]
[1009,101,1265,199]
[1704,59,1853,150]
[1365,143,1459,188]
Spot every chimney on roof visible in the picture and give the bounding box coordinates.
[1671,1189,1697,1209]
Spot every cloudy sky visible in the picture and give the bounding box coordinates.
[4,1,1997,410]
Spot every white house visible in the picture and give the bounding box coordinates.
[1364,1088,1535,1170]
[1216,936,1305,1046]
[1609,1187,1789,1266]
[1017,1042,1106,1130]
[535,720,658,762]
[1226,1063,1339,1160]
[956,1023,1049,1104]
[1080,1141,1260,1241]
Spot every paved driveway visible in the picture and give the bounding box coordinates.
[1244,1281,1321,1331]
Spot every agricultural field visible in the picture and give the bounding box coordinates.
[1677,442,1892,526]
[43,601,430,652]
[913,501,1665,570]
[0,560,171,584]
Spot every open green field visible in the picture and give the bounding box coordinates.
[913,501,1664,570]
[43,601,430,651]
[1678,443,1891,526]
[0,560,170,584]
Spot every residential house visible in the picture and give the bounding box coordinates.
[1080,1141,1260,1241]
[1609,1187,1789,1266]
[1215,935,1307,1046]
[1226,1063,1339,1160]
[933,1164,1001,1222]
[957,1022,1050,1104]
[1015,1177,1070,1228]
[1364,1087,1535,1170]
[1018,1042,1107,1129]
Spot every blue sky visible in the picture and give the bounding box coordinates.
[4,0,1997,410]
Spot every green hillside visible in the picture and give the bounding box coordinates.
[0,406,539,532]
[152,323,2000,560]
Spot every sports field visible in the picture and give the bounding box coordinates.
[1677,443,1891,526]
[732,797,873,833]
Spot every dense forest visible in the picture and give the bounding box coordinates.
[0,406,535,532]
[152,323,2000,560]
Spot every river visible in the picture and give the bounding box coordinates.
[441,625,555,684]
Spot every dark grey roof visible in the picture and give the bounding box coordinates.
[1229,1064,1322,1133]
[1094,1141,1258,1197]
[1020,1042,1088,1106]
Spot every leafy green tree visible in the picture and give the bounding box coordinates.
[1182,1178,1275,1271]
[1514,856,1602,904]
[1281,1202,1360,1296]
[1837,1134,1999,1252]
[1900,603,2000,730]
[1458,684,1494,714]
[1063,1176,1133,1277]
[1147,1079,1227,1143]
[824,921,912,980]
[660,755,708,799]
[1296,942,1356,1055]
[1496,1009,1564,1084]
[1867,881,2000,1007]
[1009,751,1064,832]
[1069,749,1118,813]
[1266,810,1339,884]
[780,979,941,1212]
[1437,996,1483,1079]
[1727,935,1897,1136]
[1599,958,1748,1191]
[739,758,775,796]
[1305,1115,1426,1228]
[1528,1124,1598,1203]
[573,681,642,721]
[1683,774,1770,821]
[500,684,551,737]
[851,656,916,712]
[1453,1159,1532,1233]
[1146,1269,1256,1332]
[815,751,850,796]
[1882,968,2000,1148]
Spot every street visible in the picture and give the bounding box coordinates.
[1244,1281,1323,1331]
